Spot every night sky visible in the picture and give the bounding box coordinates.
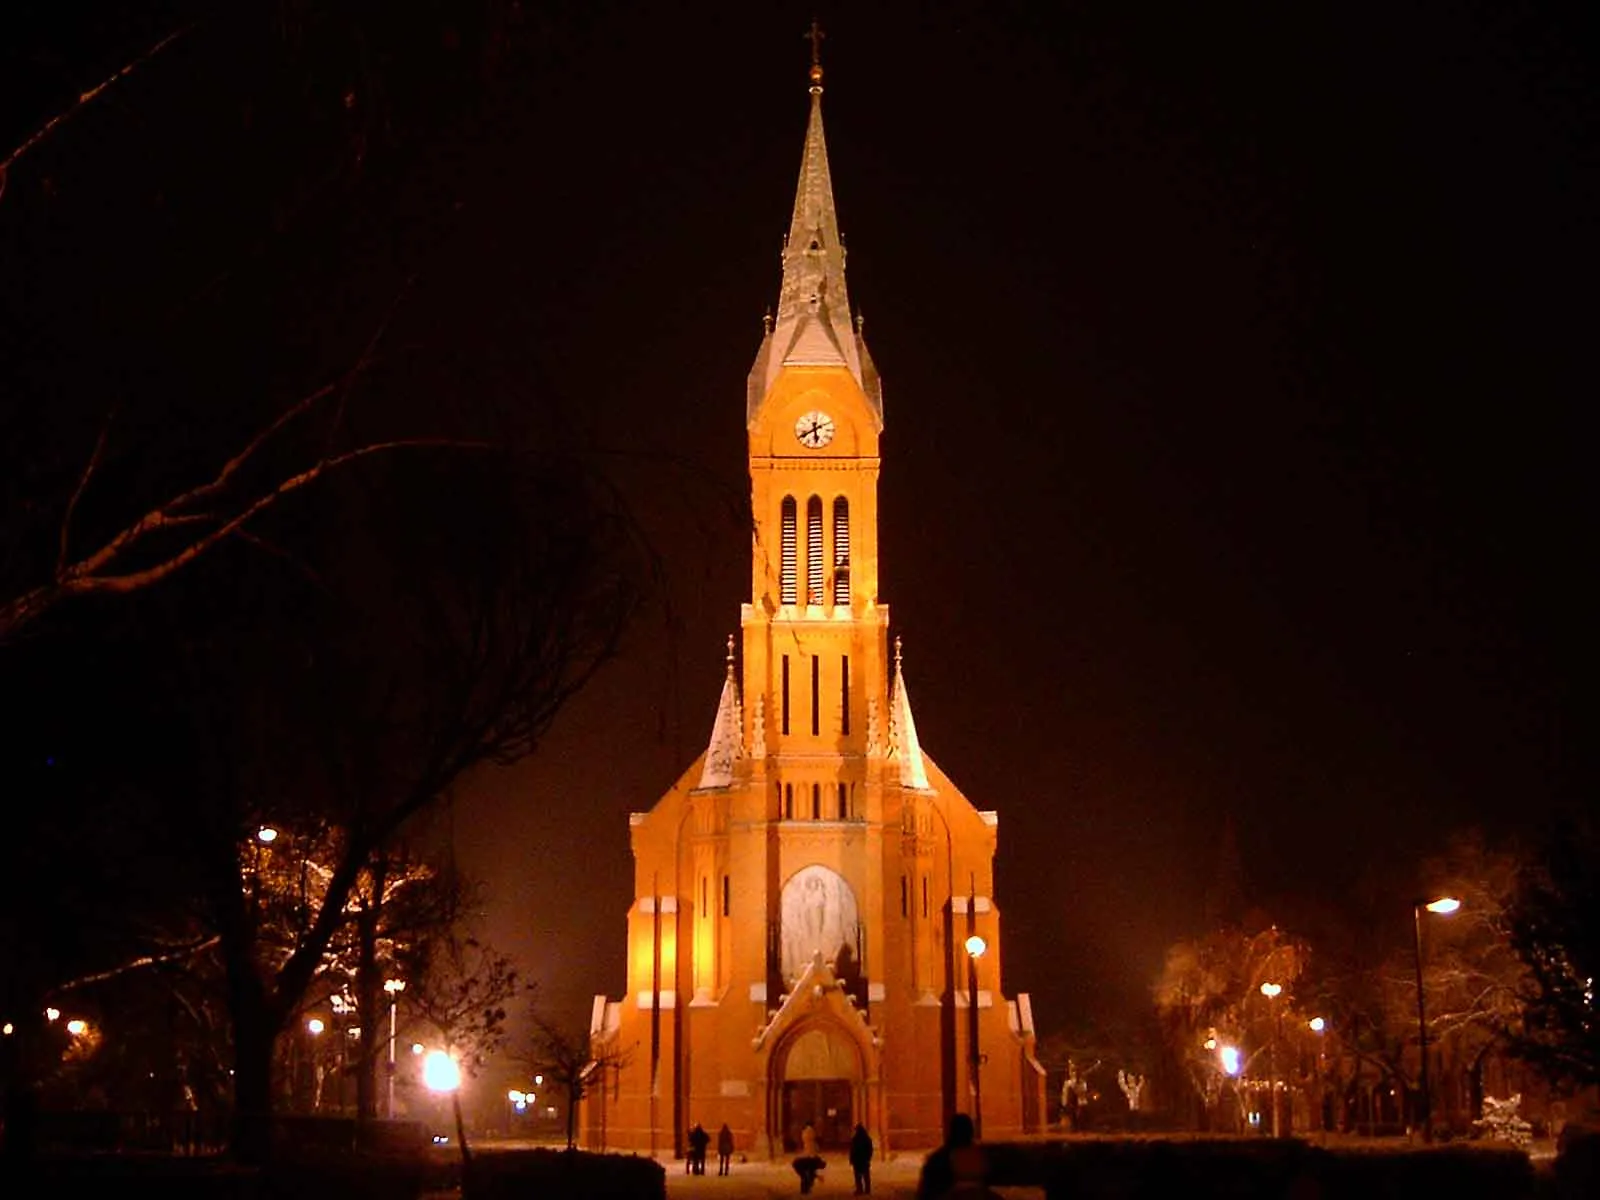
[8,3,1591,1039]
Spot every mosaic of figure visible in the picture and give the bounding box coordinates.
[781,865,858,982]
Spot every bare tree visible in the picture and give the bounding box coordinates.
[403,918,524,1082]
[527,1012,632,1150]
[200,451,641,1160]
[1507,816,1600,1086]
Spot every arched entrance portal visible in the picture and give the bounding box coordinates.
[778,1023,861,1151]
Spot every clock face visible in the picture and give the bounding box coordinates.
[794,410,836,449]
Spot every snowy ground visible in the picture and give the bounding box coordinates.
[661,1152,1044,1200]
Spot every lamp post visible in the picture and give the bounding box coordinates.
[384,979,406,1119]
[423,1049,470,1167]
[1260,982,1283,1136]
[1308,1017,1326,1138]
[1412,896,1460,1142]
[307,1018,325,1112]
[965,933,987,1139]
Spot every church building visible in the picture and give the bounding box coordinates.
[584,50,1046,1157]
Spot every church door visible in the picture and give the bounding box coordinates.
[782,1078,853,1150]
[778,1024,860,1151]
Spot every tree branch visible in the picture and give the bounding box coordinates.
[53,935,221,991]
[0,26,194,202]
[58,413,115,576]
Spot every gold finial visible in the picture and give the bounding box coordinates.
[806,18,825,90]
[894,635,903,672]
[725,634,737,679]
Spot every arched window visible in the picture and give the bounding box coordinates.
[832,497,850,605]
[811,783,821,820]
[837,782,848,819]
[780,497,797,605]
[784,783,794,820]
[806,496,824,605]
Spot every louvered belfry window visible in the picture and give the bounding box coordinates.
[806,496,824,605]
[833,497,850,605]
[780,497,798,605]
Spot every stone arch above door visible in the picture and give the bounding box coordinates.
[780,864,859,983]
[781,1022,864,1081]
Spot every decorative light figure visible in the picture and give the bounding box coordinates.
[1220,1045,1242,1076]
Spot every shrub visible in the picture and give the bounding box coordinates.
[465,1147,666,1200]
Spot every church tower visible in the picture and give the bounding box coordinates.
[584,44,1045,1157]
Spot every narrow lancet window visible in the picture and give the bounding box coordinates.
[841,654,850,734]
[833,497,851,605]
[782,655,790,735]
[811,655,820,735]
[780,497,798,605]
[838,782,848,819]
[812,783,821,820]
[806,496,824,605]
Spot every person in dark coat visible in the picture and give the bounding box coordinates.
[848,1122,875,1194]
[915,1112,994,1199]
[716,1122,735,1175]
[688,1123,711,1175]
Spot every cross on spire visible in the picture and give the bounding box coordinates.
[806,18,825,90]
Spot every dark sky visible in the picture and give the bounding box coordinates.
[432,2,1591,1034]
[8,2,1592,1038]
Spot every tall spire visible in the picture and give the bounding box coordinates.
[747,27,884,427]
[697,635,744,789]
[887,637,931,790]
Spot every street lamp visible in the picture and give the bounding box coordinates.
[1413,895,1461,1142]
[423,1050,470,1167]
[965,933,987,1139]
[1308,1017,1327,1137]
[1259,982,1284,1137]
[384,979,406,1119]
[257,826,278,844]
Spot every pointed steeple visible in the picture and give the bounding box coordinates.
[747,35,884,427]
[698,636,744,789]
[886,637,931,790]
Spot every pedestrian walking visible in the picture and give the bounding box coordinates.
[848,1122,874,1194]
[717,1122,735,1175]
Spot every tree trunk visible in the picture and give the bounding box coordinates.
[1468,1049,1487,1122]
[231,986,278,1165]
[355,858,386,1126]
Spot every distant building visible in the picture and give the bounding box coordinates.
[583,50,1046,1158]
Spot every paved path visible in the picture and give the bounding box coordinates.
[663,1153,1044,1200]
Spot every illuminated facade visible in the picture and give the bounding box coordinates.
[584,57,1046,1157]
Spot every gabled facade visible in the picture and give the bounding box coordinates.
[584,54,1045,1158]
